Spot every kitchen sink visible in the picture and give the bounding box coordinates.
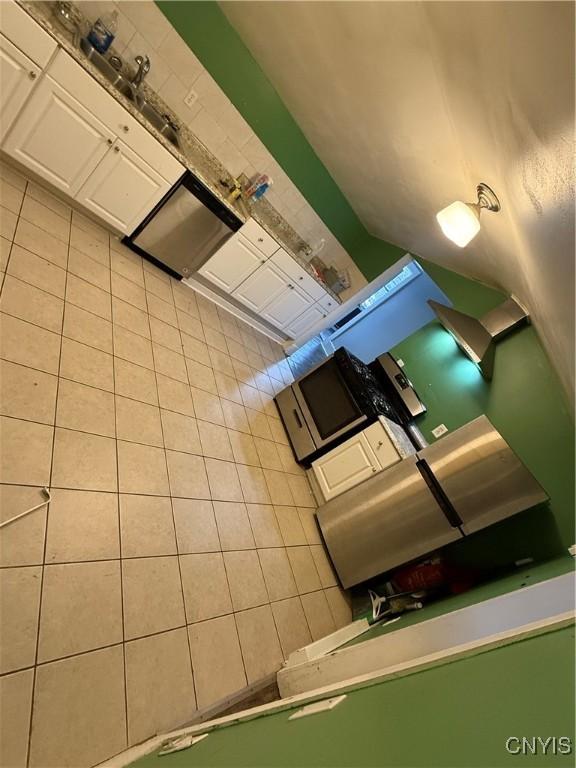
[79,38,180,148]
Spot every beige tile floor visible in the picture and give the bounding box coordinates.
[0,161,352,768]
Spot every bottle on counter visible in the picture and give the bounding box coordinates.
[245,174,273,201]
[87,10,118,53]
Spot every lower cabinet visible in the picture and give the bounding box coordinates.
[2,74,114,196]
[198,234,267,293]
[312,419,401,502]
[0,33,41,141]
[284,303,327,338]
[232,260,292,314]
[260,282,313,329]
[76,139,168,235]
[1,47,185,233]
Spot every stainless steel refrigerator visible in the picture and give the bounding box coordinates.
[316,416,548,588]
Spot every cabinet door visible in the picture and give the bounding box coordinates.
[232,260,289,313]
[199,234,265,293]
[312,431,381,502]
[284,303,326,339]
[363,421,401,471]
[0,33,41,141]
[271,248,326,300]
[2,74,114,195]
[261,283,313,329]
[240,218,279,257]
[75,139,169,234]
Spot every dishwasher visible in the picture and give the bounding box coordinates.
[124,170,243,279]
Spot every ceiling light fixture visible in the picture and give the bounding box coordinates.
[436,183,501,248]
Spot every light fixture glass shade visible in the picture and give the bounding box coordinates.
[436,201,481,247]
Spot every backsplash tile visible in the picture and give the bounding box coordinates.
[72,0,366,299]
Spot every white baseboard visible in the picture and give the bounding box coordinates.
[284,619,371,668]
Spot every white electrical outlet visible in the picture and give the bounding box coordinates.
[432,424,448,438]
[396,358,405,367]
[184,87,198,108]
[569,544,576,557]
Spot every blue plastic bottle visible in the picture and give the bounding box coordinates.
[88,10,118,53]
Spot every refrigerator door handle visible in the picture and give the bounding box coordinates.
[416,458,463,530]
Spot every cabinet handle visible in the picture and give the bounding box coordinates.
[288,284,294,290]
[258,237,264,242]
[372,467,378,472]
[298,276,303,280]
[29,70,37,80]
[114,146,120,153]
[106,138,113,145]
[377,441,384,448]
[122,125,129,132]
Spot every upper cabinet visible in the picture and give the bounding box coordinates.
[1,47,184,233]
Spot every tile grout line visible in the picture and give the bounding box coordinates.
[151,275,200,715]
[180,286,254,694]
[24,186,72,768]
[108,232,130,753]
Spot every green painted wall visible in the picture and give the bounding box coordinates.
[390,263,574,562]
[157,0,573,564]
[134,625,575,768]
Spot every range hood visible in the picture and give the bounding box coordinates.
[428,297,529,379]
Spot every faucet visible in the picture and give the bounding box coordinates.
[131,55,150,89]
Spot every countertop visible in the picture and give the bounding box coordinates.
[378,416,417,459]
[19,0,340,302]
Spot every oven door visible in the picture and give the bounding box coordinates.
[293,356,368,448]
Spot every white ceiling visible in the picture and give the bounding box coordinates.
[221,1,575,405]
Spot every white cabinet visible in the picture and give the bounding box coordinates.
[198,234,266,293]
[284,303,326,338]
[2,74,114,195]
[312,419,401,502]
[76,139,169,234]
[232,260,289,313]
[261,282,313,328]
[318,293,338,314]
[271,248,326,301]
[1,46,184,232]
[240,218,280,257]
[0,1,57,68]
[0,34,41,141]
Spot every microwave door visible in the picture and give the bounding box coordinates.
[416,415,548,534]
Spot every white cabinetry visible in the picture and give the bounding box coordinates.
[1,48,184,233]
[232,260,289,313]
[312,419,402,502]
[3,75,114,195]
[260,281,313,328]
[0,35,42,141]
[0,1,57,141]
[76,139,169,234]
[199,223,340,338]
[198,234,268,293]
[0,1,58,68]
[284,303,327,338]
